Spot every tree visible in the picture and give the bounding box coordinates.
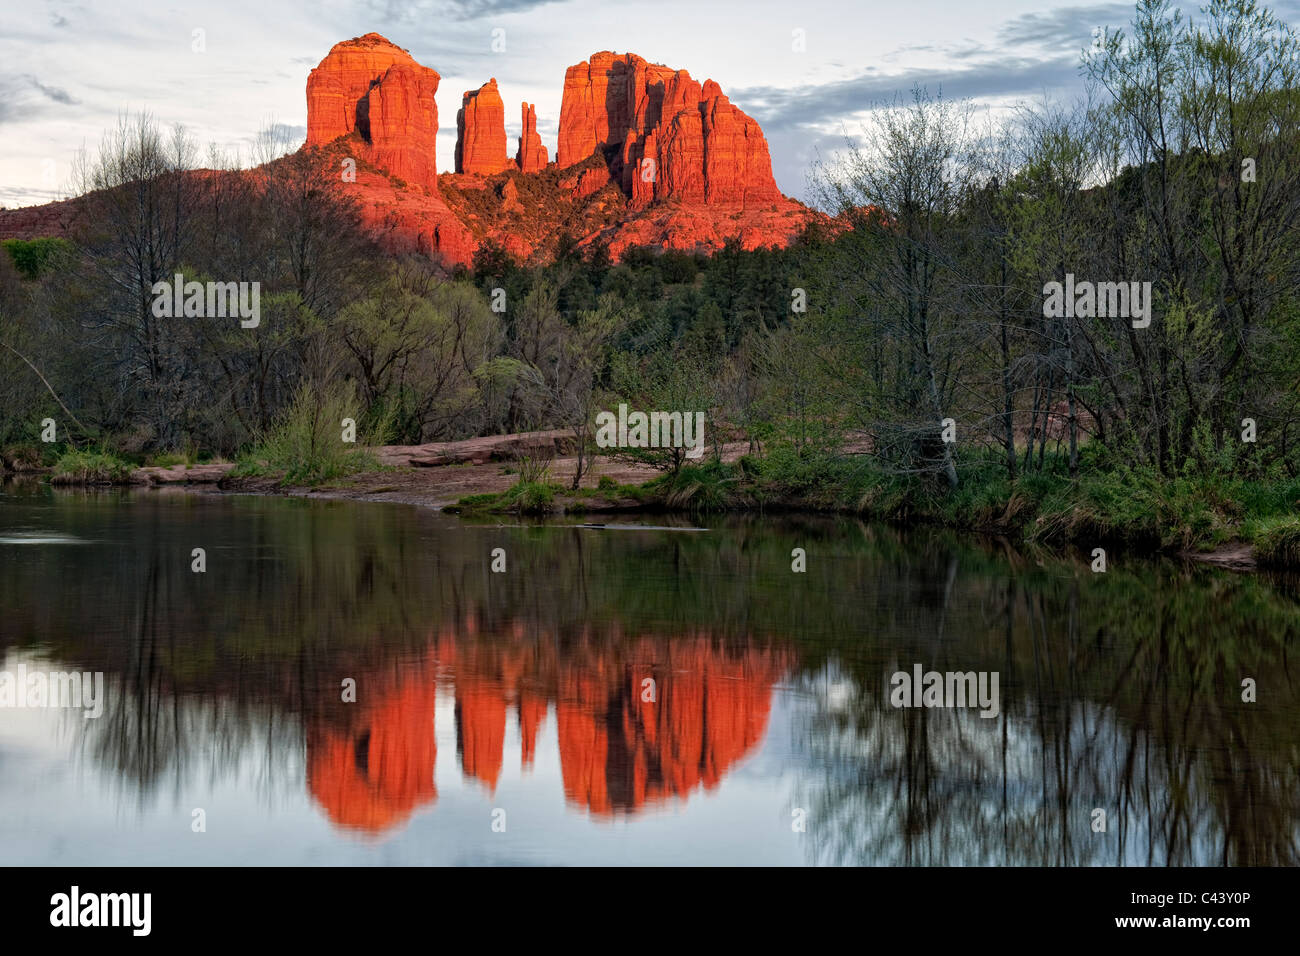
[812,88,976,486]
[71,112,198,446]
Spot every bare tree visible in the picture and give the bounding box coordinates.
[71,112,198,446]
[813,88,977,487]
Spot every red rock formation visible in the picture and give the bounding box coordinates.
[557,52,783,209]
[556,52,626,167]
[306,33,440,189]
[456,79,510,176]
[516,102,548,173]
[559,165,609,201]
[5,37,821,271]
[700,82,783,205]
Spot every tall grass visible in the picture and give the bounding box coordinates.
[233,381,389,485]
[50,448,134,484]
[1254,517,1300,568]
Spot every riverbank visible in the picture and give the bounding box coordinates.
[7,433,1298,571]
[436,450,1298,572]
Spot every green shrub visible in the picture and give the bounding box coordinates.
[145,441,201,468]
[659,460,747,513]
[233,380,384,486]
[1254,517,1300,569]
[2,238,73,279]
[51,448,133,484]
[501,480,556,515]
[453,481,560,516]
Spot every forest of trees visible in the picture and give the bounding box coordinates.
[2,0,1299,527]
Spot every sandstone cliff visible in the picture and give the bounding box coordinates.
[455,79,511,176]
[2,34,822,269]
[516,102,548,173]
[306,33,440,189]
[303,36,808,264]
[556,52,783,208]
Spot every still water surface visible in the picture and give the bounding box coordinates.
[1,483,1296,865]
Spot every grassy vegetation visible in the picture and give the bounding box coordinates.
[229,449,380,487]
[1254,517,1300,569]
[228,382,385,486]
[0,442,52,471]
[2,439,230,479]
[736,446,1300,556]
[2,237,73,279]
[449,481,556,516]
[451,445,1300,563]
[49,448,134,484]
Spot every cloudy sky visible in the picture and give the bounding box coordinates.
[3,0,1296,207]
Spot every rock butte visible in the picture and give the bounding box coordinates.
[306,32,440,189]
[455,78,511,176]
[516,102,548,174]
[302,33,816,265]
[557,52,784,208]
[0,32,827,268]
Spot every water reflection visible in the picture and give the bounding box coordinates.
[796,573,1300,866]
[301,631,789,832]
[0,485,1296,864]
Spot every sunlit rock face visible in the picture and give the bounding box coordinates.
[455,79,511,176]
[516,102,549,173]
[297,35,813,267]
[555,637,787,815]
[556,52,784,208]
[306,33,440,189]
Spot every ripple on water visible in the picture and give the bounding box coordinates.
[0,533,89,545]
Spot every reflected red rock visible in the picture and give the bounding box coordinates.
[305,628,790,833]
[519,690,547,767]
[455,682,507,791]
[307,669,438,833]
[557,638,785,815]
